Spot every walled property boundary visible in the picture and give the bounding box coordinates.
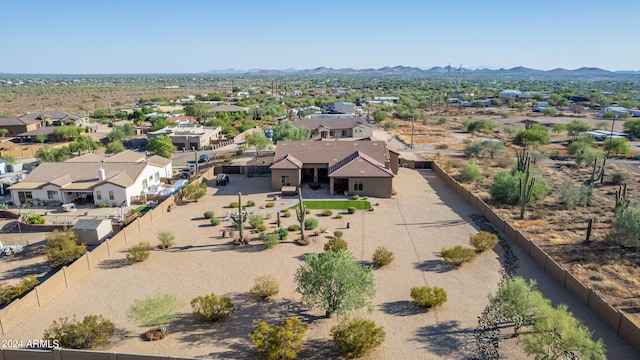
[430,162,640,354]
[0,193,176,336]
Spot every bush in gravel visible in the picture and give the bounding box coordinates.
[203,211,215,219]
[304,218,318,230]
[126,241,151,263]
[288,224,300,231]
[324,237,348,252]
[347,207,357,214]
[278,228,288,240]
[43,315,115,349]
[265,202,275,208]
[250,275,280,301]
[127,294,181,327]
[372,247,394,267]
[191,293,234,322]
[260,232,280,249]
[557,183,592,210]
[461,159,483,183]
[410,286,448,308]
[441,245,477,266]
[469,231,499,252]
[157,230,175,249]
[229,202,239,208]
[331,318,386,359]
[321,209,333,217]
[210,218,221,226]
[609,170,632,186]
[249,215,264,229]
[250,317,307,360]
[45,228,86,268]
[246,200,256,207]
[334,231,344,239]
[336,214,343,219]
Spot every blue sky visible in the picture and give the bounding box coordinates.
[2,0,638,74]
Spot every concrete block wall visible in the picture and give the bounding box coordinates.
[430,163,640,354]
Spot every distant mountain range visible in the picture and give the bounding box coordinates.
[202,65,640,79]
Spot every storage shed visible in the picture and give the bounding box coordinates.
[73,219,113,246]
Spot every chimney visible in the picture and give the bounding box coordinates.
[98,168,106,181]
[384,157,390,170]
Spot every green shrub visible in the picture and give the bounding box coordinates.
[282,212,291,218]
[372,247,394,267]
[45,228,87,268]
[441,245,477,266]
[43,315,115,349]
[249,215,264,229]
[249,275,280,301]
[558,183,592,210]
[609,170,632,185]
[210,218,221,226]
[203,211,215,219]
[321,209,333,217]
[255,224,267,233]
[331,319,386,359]
[250,317,308,360]
[461,159,483,183]
[333,231,344,239]
[277,228,288,240]
[157,230,175,249]
[324,237,348,252]
[265,202,275,208]
[347,207,357,214]
[288,224,300,231]
[489,170,551,205]
[246,200,256,207]
[304,218,318,230]
[191,293,234,322]
[229,202,239,208]
[126,241,151,263]
[281,208,289,213]
[22,211,45,224]
[411,286,448,308]
[336,214,343,219]
[469,231,499,252]
[351,194,360,200]
[0,275,39,306]
[260,232,280,249]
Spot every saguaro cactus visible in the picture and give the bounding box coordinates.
[516,148,530,173]
[295,191,306,241]
[518,156,536,220]
[238,192,244,242]
[615,183,628,214]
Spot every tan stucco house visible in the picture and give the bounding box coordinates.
[291,117,373,140]
[270,140,398,198]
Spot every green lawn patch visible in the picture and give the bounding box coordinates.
[290,200,372,210]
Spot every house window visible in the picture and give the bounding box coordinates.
[96,191,102,200]
[281,176,290,186]
[353,180,363,192]
[155,172,160,181]
[17,191,33,202]
[142,179,148,190]
[47,190,58,199]
[109,191,114,201]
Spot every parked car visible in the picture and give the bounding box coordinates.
[216,173,230,186]
[198,154,209,163]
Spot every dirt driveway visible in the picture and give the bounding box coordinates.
[0,169,528,358]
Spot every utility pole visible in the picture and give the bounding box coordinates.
[411,110,415,150]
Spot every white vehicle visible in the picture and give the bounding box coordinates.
[0,241,24,256]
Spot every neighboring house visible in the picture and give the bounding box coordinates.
[270,140,399,198]
[148,124,223,150]
[212,104,249,114]
[332,102,355,114]
[8,150,172,206]
[0,117,41,136]
[168,116,197,126]
[73,219,113,246]
[603,106,629,117]
[16,126,58,143]
[290,118,373,140]
[19,110,88,126]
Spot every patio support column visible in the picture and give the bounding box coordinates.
[329,178,335,195]
[313,168,318,183]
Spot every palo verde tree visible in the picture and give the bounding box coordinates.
[295,249,375,318]
[148,135,176,159]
